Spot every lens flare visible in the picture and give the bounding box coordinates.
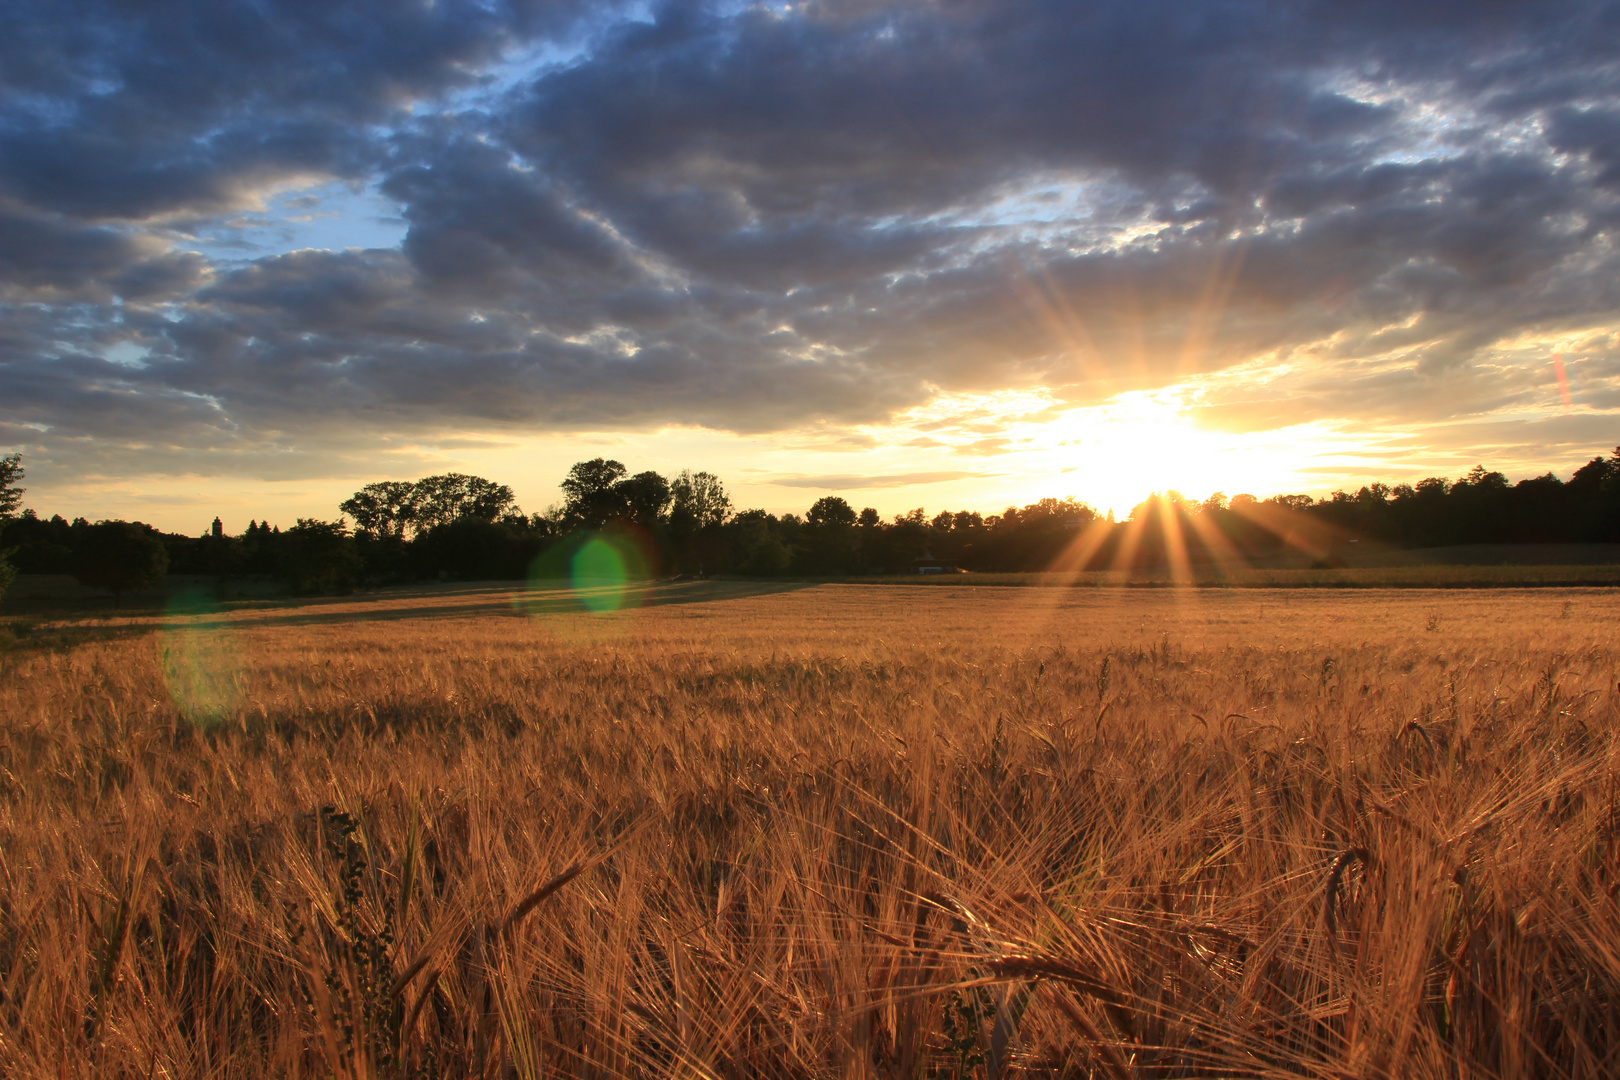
[519,525,661,627]
[158,588,241,728]
[570,535,633,613]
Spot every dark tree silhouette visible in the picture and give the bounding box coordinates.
[618,471,672,529]
[805,496,857,527]
[1569,448,1620,541]
[196,533,246,581]
[411,518,538,581]
[797,497,861,573]
[412,474,517,531]
[670,471,731,530]
[340,480,419,538]
[0,453,20,600]
[277,518,362,594]
[667,470,731,573]
[20,444,1616,600]
[71,521,169,606]
[0,454,22,520]
[560,459,629,528]
[731,510,791,576]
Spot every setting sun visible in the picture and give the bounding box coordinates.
[1045,390,1297,512]
[891,384,1374,520]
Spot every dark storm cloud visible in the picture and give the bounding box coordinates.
[1547,106,1620,189]
[382,135,646,300]
[0,0,615,220]
[0,202,151,296]
[2,0,1619,481]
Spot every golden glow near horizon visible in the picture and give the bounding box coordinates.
[854,380,1384,519]
[1039,391,1350,514]
[19,351,1599,535]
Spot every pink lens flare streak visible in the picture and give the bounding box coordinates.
[1553,353,1572,407]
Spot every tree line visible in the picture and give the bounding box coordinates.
[0,447,1617,601]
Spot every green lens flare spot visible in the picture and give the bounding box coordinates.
[570,537,630,613]
[159,587,239,728]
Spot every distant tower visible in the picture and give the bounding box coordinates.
[211,516,223,539]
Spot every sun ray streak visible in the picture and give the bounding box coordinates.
[1109,513,1148,575]
[1184,507,1253,578]
[1156,497,1194,585]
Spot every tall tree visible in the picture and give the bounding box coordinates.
[664,470,729,573]
[0,454,21,599]
[805,496,857,528]
[731,510,790,576]
[0,454,22,520]
[340,480,419,538]
[412,474,518,531]
[799,496,860,573]
[560,459,629,528]
[617,471,672,529]
[670,470,731,530]
[1569,447,1620,542]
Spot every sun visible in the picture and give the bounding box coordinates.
[858,381,1374,520]
[1030,389,1342,517]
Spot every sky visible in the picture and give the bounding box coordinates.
[2,0,1618,534]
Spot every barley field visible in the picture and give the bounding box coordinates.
[2,582,1618,1079]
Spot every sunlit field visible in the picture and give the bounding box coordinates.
[3,583,1619,1078]
[866,566,1620,588]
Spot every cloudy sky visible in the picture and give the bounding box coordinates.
[2,0,1618,532]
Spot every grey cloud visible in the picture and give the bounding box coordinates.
[0,0,615,223]
[110,252,209,301]
[0,203,147,295]
[0,114,377,223]
[1547,106,1620,188]
[2,0,1620,481]
[383,136,646,299]
[0,201,209,301]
